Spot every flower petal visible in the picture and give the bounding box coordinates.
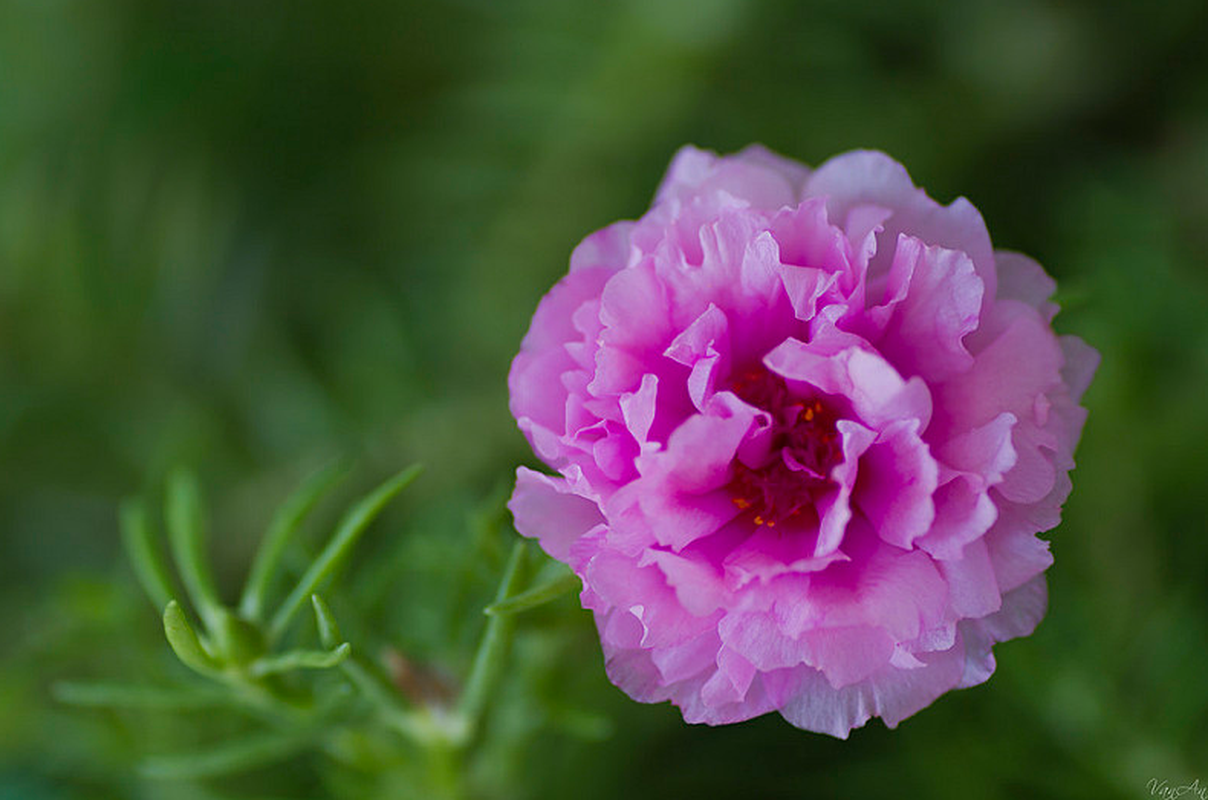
[764,338,933,432]
[509,468,604,561]
[854,418,938,550]
[872,234,984,382]
[657,144,806,211]
[804,149,997,305]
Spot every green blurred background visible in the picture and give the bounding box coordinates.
[2,0,1206,798]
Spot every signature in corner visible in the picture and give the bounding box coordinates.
[1148,778,1208,800]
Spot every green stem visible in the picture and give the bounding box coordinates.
[454,540,527,745]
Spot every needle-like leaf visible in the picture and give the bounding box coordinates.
[248,643,352,678]
[310,594,343,650]
[484,571,579,616]
[119,497,177,612]
[269,464,422,642]
[164,468,222,632]
[240,460,350,621]
[53,681,230,710]
[163,600,221,676]
[139,731,314,780]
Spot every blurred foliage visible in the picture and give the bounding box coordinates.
[1,0,1206,798]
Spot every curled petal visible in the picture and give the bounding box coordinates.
[509,468,604,561]
[804,149,998,305]
[871,235,984,382]
[855,419,938,550]
[764,338,933,432]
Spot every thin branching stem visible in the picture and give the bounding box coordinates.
[455,540,527,745]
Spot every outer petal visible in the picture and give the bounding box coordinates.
[508,468,604,561]
[779,632,967,737]
[720,612,895,690]
[509,266,613,446]
[803,149,998,305]
[956,574,1048,689]
[1060,335,1100,403]
[569,221,635,273]
[778,521,948,645]
[936,538,1001,620]
[982,500,1055,593]
[585,548,720,649]
[993,250,1056,310]
[657,144,808,211]
[941,301,1062,432]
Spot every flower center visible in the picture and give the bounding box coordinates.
[728,368,842,527]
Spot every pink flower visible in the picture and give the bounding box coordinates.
[507,145,1097,737]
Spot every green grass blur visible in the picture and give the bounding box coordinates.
[1,0,1206,798]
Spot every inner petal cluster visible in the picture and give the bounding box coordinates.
[728,368,842,528]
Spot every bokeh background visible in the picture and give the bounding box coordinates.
[2,0,1207,798]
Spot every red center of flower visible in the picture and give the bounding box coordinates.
[728,368,842,528]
